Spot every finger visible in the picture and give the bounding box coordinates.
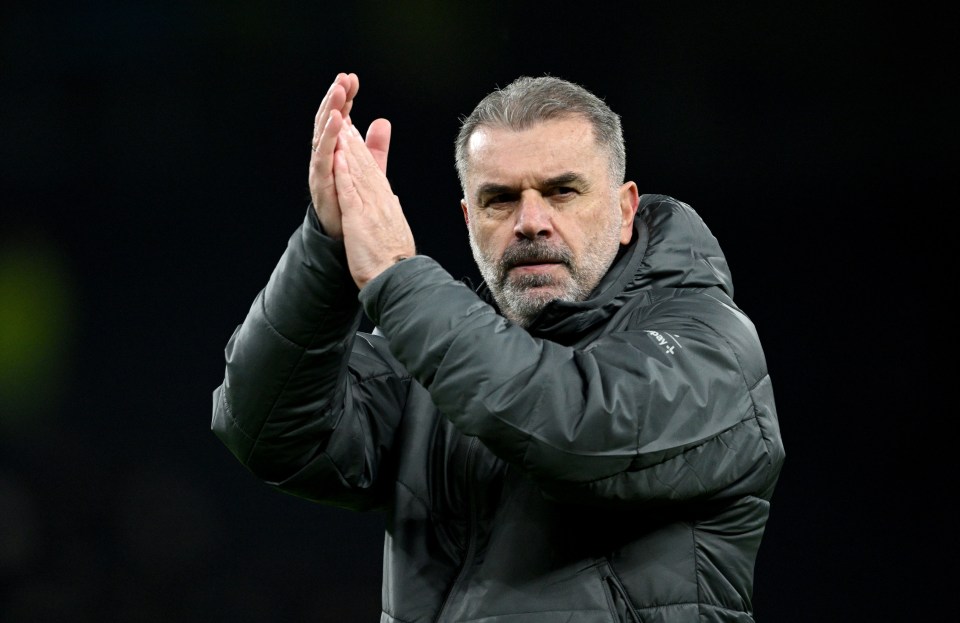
[339,123,382,181]
[365,118,392,174]
[313,87,347,151]
[312,74,350,147]
[313,109,344,168]
[334,126,371,208]
[345,73,360,101]
[332,148,361,211]
[342,73,360,119]
[313,74,347,126]
[335,125,363,185]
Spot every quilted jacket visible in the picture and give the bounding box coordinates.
[212,194,785,622]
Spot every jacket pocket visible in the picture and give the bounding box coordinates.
[600,560,641,623]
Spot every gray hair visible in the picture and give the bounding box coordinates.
[454,75,626,193]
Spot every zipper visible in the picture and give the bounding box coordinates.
[434,436,481,622]
[602,560,641,623]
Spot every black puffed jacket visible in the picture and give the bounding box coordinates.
[212,194,785,622]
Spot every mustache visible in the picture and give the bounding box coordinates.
[500,240,573,270]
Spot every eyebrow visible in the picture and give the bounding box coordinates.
[474,172,587,204]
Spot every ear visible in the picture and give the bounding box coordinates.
[618,181,640,245]
[461,198,470,226]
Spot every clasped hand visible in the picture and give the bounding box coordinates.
[308,73,416,289]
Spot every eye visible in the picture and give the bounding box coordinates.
[483,194,516,208]
[548,186,578,199]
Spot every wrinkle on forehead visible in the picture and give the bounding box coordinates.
[464,119,604,198]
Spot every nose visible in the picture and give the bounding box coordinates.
[513,192,554,240]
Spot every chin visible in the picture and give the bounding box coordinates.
[518,287,568,310]
[496,277,576,321]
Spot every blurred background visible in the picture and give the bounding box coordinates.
[1,1,949,621]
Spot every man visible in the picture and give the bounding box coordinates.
[212,72,784,622]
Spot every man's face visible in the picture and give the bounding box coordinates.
[461,116,638,327]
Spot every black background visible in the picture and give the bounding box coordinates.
[1,2,950,621]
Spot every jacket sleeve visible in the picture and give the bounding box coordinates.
[211,207,408,510]
[359,256,784,507]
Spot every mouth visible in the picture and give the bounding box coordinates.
[499,241,572,281]
[509,261,563,274]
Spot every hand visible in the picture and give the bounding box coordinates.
[308,73,391,239]
[333,123,416,289]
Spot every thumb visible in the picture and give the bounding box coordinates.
[365,118,392,174]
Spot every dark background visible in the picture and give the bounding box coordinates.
[1,2,950,621]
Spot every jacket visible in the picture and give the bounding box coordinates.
[211,194,785,622]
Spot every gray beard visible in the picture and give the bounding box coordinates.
[469,226,621,328]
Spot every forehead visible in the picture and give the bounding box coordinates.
[465,116,608,189]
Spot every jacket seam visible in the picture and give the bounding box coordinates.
[600,558,642,622]
[690,294,770,416]
[684,312,775,461]
[747,374,767,393]
[393,475,433,516]
[564,412,762,491]
[309,371,411,496]
[380,611,413,623]
[691,311,777,467]
[217,388,255,441]
[631,602,748,614]
[691,519,703,619]
[749,374,776,465]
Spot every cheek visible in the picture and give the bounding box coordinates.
[565,209,617,254]
[473,220,510,250]
[560,217,595,250]
[468,224,497,260]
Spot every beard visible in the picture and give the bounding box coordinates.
[468,216,623,327]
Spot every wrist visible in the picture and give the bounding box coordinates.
[312,203,343,240]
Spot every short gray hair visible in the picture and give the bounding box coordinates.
[455,75,626,193]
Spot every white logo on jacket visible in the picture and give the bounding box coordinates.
[645,330,682,355]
